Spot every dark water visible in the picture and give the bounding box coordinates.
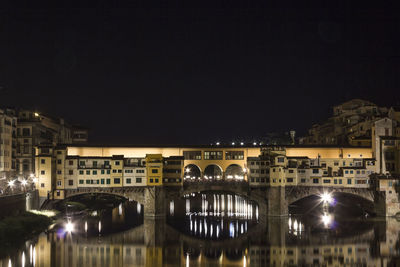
[1,192,400,267]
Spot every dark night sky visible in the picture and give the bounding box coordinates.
[1,2,400,144]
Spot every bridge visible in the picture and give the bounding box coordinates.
[59,179,395,218]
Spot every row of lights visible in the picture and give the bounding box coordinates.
[6,174,38,188]
[215,142,262,146]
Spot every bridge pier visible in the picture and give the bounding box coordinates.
[266,187,288,216]
[144,187,166,218]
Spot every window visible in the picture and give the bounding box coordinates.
[313,178,319,184]
[347,179,352,185]
[334,179,337,184]
[41,159,45,164]
[57,180,62,186]
[150,178,154,183]
[277,157,284,163]
[79,161,85,166]
[93,170,97,175]
[152,169,158,174]
[350,170,353,174]
[79,170,84,175]
[86,180,90,184]
[118,169,122,173]
[345,170,349,174]
[113,170,117,173]
[114,178,120,184]
[101,170,105,174]
[57,170,62,174]
[204,151,223,160]
[41,170,45,175]
[155,178,159,183]
[56,191,60,196]
[312,169,319,174]
[69,160,73,165]
[68,180,73,186]
[288,170,294,173]
[287,178,293,183]
[86,170,90,175]
[41,183,45,188]
[93,161,97,167]
[79,180,84,184]
[225,151,244,160]
[104,160,110,166]
[115,161,120,166]
[107,170,110,174]
[136,169,145,173]
[57,159,62,164]
[106,179,111,184]
[301,178,306,183]
[101,179,105,184]
[323,179,330,184]
[126,178,131,184]
[183,151,202,160]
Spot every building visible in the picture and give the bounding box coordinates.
[300,99,394,146]
[34,143,389,201]
[0,108,17,178]
[163,156,184,186]
[0,107,89,180]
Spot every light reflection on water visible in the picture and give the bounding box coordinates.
[3,194,400,266]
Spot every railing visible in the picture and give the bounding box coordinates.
[77,165,111,169]
[0,185,36,198]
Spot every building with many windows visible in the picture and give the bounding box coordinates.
[0,108,17,178]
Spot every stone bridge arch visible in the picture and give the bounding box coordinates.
[64,187,146,206]
[285,186,375,205]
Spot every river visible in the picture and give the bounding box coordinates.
[1,191,400,266]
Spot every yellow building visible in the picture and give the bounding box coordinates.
[111,155,124,187]
[146,154,163,186]
[35,145,54,202]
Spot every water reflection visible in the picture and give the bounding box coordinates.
[169,192,258,240]
[4,196,400,266]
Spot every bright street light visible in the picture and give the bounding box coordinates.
[21,180,28,186]
[320,192,333,204]
[65,221,74,233]
[8,180,14,187]
[321,213,332,227]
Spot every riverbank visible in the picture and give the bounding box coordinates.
[0,211,52,257]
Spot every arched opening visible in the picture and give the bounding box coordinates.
[184,164,202,181]
[225,164,244,180]
[204,164,223,180]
